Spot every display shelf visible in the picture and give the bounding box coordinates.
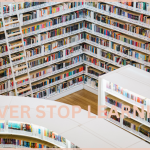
[23,17,83,38]
[84,16,150,42]
[46,82,84,100]
[31,61,83,83]
[98,65,150,143]
[83,60,109,73]
[83,48,122,68]
[84,28,150,56]
[22,5,84,26]
[28,49,82,72]
[105,88,147,111]
[0,75,12,82]
[18,2,62,14]
[106,2,150,16]
[85,4,150,29]
[83,39,150,67]
[32,71,84,94]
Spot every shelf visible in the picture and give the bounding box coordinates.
[85,5,150,29]
[105,2,150,16]
[106,102,150,128]
[105,88,147,111]
[7,32,21,37]
[32,71,83,93]
[17,87,31,93]
[85,17,150,42]
[10,43,23,49]
[23,17,83,38]
[22,5,84,26]
[5,20,19,26]
[11,54,25,60]
[15,76,29,82]
[13,65,27,72]
[31,61,83,83]
[29,50,82,72]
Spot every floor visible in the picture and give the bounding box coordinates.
[56,89,98,115]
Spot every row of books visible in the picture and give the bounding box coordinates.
[18,2,45,10]
[0,57,9,66]
[26,47,41,58]
[101,50,121,63]
[43,33,83,52]
[32,66,84,90]
[101,50,148,66]
[83,34,150,71]
[33,75,83,98]
[105,94,135,115]
[0,80,13,91]
[23,11,37,22]
[16,77,29,86]
[120,2,150,11]
[104,108,120,122]
[8,122,33,132]
[0,45,7,54]
[40,22,83,41]
[0,138,52,148]
[123,117,150,137]
[105,94,150,123]
[17,85,31,96]
[88,67,104,77]
[84,75,98,89]
[106,81,146,105]
[94,13,150,38]
[22,10,84,34]
[39,2,83,17]
[0,33,5,41]
[84,33,109,47]
[7,121,67,144]
[28,56,51,69]
[83,44,97,54]
[30,55,82,80]
[14,63,27,74]
[0,123,4,129]
[84,54,105,68]
[94,24,150,50]
[44,129,66,144]
[111,42,150,62]
[11,53,24,62]
[1,91,14,96]
[24,36,38,46]
[28,46,81,69]
[3,4,16,14]
[26,44,81,59]
[65,45,81,56]
[94,3,150,24]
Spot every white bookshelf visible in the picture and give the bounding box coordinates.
[98,65,150,142]
[0,1,150,98]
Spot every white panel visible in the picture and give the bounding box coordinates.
[82,118,142,148]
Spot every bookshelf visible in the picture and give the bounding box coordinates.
[0,120,77,148]
[98,65,150,142]
[0,1,149,99]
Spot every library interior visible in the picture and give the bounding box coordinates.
[0,1,150,148]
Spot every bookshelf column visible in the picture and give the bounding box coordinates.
[1,3,17,96]
[63,49,66,60]
[97,48,101,59]
[98,78,106,116]
[66,139,71,148]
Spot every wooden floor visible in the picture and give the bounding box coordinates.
[56,89,98,115]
